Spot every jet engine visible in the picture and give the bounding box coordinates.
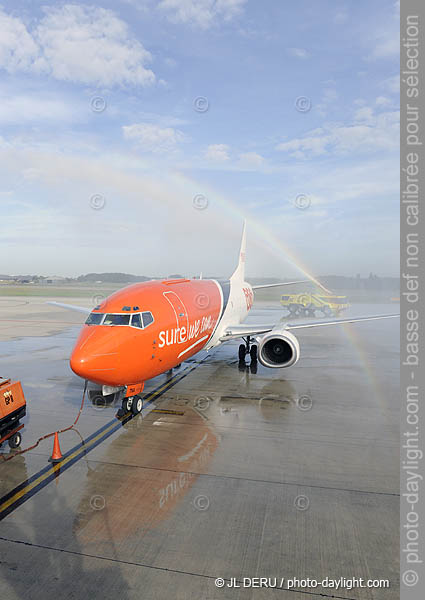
[258,329,300,368]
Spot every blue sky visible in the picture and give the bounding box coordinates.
[0,0,399,278]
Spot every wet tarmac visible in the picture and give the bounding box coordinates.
[0,304,399,599]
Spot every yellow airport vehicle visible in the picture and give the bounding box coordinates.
[280,293,350,317]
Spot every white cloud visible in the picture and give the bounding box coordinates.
[204,143,230,161]
[306,159,399,206]
[130,112,188,128]
[36,5,155,86]
[277,134,329,158]
[381,74,400,94]
[370,35,399,60]
[322,88,338,103]
[0,91,81,124]
[0,5,155,87]
[287,47,310,59]
[123,123,184,152]
[375,95,392,107]
[276,107,399,158]
[237,152,265,169]
[158,0,247,28]
[367,2,399,61]
[354,106,374,123]
[315,87,338,117]
[0,9,39,72]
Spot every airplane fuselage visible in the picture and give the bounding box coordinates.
[70,277,253,388]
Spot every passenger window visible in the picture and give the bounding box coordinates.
[103,314,130,326]
[142,312,154,327]
[131,313,143,328]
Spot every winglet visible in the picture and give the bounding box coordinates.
[230,220,246,281]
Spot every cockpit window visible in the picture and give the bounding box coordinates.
[103,314,130,326]
[85,313,104,325]
[131,313,143,328]
[85,311,153,328]
[142,312,154,327]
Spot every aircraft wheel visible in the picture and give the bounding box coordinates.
[91,394,107,409]
[122,397,133,412]
[8,432,22,449]
[250,345,258,362]
[238,344,246,361]
[132,396,143,414]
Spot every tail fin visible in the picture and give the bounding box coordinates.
[230,221,246,281]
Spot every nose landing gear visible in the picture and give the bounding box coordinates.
[122,395,143,415]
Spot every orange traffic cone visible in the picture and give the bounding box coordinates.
[49,432,63,464]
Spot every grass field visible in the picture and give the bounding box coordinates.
[0,284,398,303]
[0,285,120,297]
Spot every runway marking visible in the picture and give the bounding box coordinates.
[0,357,209,522]
[141,404,156,418]
[151,409,185,415]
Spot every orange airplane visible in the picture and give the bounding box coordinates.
[50,223,398,414]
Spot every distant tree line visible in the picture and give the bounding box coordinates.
[76,273,150,283]
[2,273,400,290]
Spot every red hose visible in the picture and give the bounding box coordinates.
[1,381,87,463]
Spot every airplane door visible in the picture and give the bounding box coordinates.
[163,291,189,340]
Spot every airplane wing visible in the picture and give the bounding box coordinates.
[252,280,309,290]
[220,324,274,341]
[47,301,91,314]
[220,313,399,341]
[285,313,399,330]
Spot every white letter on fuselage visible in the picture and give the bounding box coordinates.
[158,331,165,348]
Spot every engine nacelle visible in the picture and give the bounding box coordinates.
[258,329,300,368]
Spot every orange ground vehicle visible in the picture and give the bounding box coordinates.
[0,377,26,449]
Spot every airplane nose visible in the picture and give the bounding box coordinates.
[69,328,121,385]
[70,346,120,384]
[69,350,93,380]
[69,325,147,386]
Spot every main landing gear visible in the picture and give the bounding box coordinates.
[238,336,258,364]
[122,395,143,415]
